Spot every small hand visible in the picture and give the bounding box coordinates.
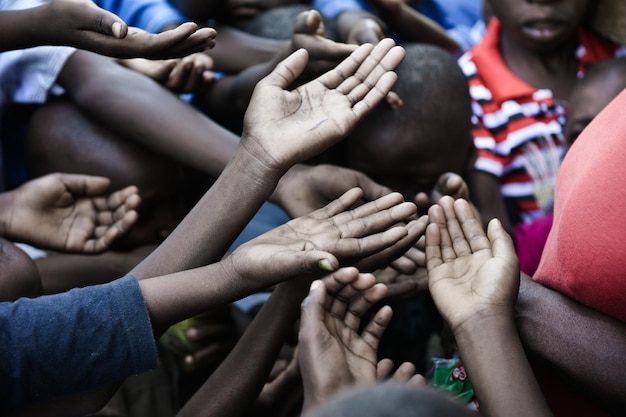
[425,196,519,333]
[45,0,216,59]
[290,10,358,76]
[5,173,140,253]
[272,164,393,219]
[226,187,416,284]
[241,38,406,175]
[121,53,216,94]
[298,267,391,413]
[373,264,427,298]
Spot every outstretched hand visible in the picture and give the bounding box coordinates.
[3,173,140,253]
[298,267,391,413]
[226,187,416,285]
[241,38,405,175]
[425,197,519,333]
[43,0,216,59]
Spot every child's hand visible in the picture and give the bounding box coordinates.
[226,188,416,284]
[3,173,140,253]
[120,53,216,94]
[272,164,393,219]
[44,0,216,59]
[289,10,358,76]
[425,197,519,334]
[240,38,405,175]
[298,267,390,413]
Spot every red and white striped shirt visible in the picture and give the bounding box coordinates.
[458,18,624,224]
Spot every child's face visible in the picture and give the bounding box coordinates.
[488,0,589,50]
[565,72,626,147]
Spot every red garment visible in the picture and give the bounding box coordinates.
[458,18,621,224]
[534,88,626,323]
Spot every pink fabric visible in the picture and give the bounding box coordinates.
[533,88,626,322]
[514,214,553,277]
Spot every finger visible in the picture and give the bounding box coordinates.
[377,358,394,380]
[425,223,443,271]
[60,173,110,196]
[259,48,309,89]
[426,204,456,263]
[389,362,417,383]
[316,43,374,90]
[351,70,398,119]
[181,342,225,372]
[336,202,416,239]
[486,218,518,267]
[185,322,230,342]
[408,374,427,386]
[355,218,423,272]
[439,196,471,257]
[166,61,193,91]
[82,3,128,39]
[330,191,404,226]
[455,199,492,254]
[322,267,360,315]
[330,273,377,320]
[345,283,387,330]
[91,210,139,252]
[300,279,327,331]
[358,303,392,351]
[332,225,409,263]
[384,279,419,299]
[309,187,364,220]
[337,39,398,99]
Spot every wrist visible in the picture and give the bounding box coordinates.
[452,311,516,345]
[237,133,287,185]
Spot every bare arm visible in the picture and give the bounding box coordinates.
[426,197,552,417]
[129,39,406,278]
[0,0,216,58]
[517,274,626,410]
[468,169,515,236]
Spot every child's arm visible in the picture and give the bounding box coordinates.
[0,0,216,58]
[426,196,552,417]
[130,39,406,279]
[366,0,461,53]
[517,274,626,410]
[197,10,357,117]
[139,187,417,335]
[468,169,515,236]
[0,173,140,253]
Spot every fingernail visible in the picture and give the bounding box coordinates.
[318,259,334,271]
[310,280,321,291]
[112,22,122,38]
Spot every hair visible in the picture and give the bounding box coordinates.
[307,383,475,417]
[347,43,474,171]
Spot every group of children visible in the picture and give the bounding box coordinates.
[1,0,626,416]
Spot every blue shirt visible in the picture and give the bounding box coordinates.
[94,0,186,33]
[312,0,485,51]
[0,274,158,412]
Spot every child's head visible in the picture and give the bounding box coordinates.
[565,57,626,147]
[487,0,590,50]
[346,43,475,201]
[225,0,309,29]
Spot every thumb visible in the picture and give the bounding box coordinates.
[300,279,327,323]
[261,49,309,88]
[487,218,518,266]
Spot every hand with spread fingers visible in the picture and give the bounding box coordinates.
[1,173,140,253]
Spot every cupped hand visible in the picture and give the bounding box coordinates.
[5,173,140,253]
[425,197,519,333]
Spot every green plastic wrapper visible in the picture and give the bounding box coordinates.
[431,356,476,405]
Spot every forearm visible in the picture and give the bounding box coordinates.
[58,51,238,177]
[377,4,460,53]
[209,25,289,73]
[132,146,280,279]
[199,59,282,116]
[454,316,552,417]
[178,279,310,417]
[0,8,47,51]
[517,274,626,408]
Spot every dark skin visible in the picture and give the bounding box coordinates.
[0,0,216,58]
[471,0,591,235]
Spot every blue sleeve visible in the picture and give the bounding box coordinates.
[0,274,158,412]
[94,0,186,33]
[312,0,367,19]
